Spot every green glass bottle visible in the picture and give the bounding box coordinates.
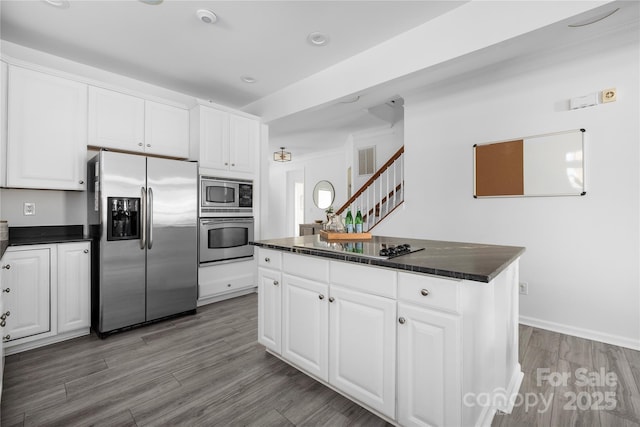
[355,208,363,233]
[345,208,354,233]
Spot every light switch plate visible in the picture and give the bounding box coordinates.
[24,202,35,216]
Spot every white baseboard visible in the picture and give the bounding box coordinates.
[520,316,640,351]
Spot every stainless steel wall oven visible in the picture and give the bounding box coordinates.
[199,216,254,264]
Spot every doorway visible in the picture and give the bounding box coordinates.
[286,169,305,236]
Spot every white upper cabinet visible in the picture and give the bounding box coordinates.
[88,86,189,158]
[190,105,259,175]
[7,66,87,190]
[145,100,189,158]
[1,60,7,187]
[88,86,144,152]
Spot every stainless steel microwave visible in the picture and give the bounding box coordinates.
[200,176,253,217]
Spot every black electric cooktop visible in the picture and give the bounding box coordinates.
[294,240,424,260]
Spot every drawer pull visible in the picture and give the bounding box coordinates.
[264,257,270,263]
[0,320,5,327]
[398,317,406,325]
[328,297,335,303]
[227,283,232,287]
[2,288,9,293]
[273,280,279,286]
[318,294,324,300]
[420,289,430,297]
[3,334,10,341]
[0,311,10,320]
[2,264,10,270]
[84,249,89,254]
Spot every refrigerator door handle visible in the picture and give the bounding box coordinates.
[140,187,147,250]
[148,187,154,250]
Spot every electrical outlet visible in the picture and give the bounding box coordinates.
[519,282,529,295]
[23,202,36,216]
[601,88,617,103]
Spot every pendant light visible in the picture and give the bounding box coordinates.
[273,147,292,162]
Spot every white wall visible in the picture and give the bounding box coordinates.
[264,149,347,239]
[349,122,404,194]
[0,188,86,227]
[375,28,640,349]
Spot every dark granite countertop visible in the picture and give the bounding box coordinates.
[7,225,91,248]
[252,235,525,283]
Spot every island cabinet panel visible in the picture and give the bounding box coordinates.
[255,243,523,427]
[257,267,282,354]
[328,285,396,419]
[282,274,329,381]
[397,302,461,427]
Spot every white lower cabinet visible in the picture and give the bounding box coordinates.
[57,242,91,333]
[397,302,461,427]
[257,248,522,427]
[282,274,329,381]
[257,267,282,354]
[1,247,51,341]
[329,285,396,418]
[1,242,91,354]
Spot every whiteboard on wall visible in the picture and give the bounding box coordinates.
[474,129,585,197]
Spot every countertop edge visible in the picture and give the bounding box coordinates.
[251,240,525,283]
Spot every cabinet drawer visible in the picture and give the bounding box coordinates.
[258,248,282,270]
[330,261,396,299]
[398,272,460,313]
[199,273,256,299]
[283,253,329,283]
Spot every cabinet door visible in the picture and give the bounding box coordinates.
[57,242,91,333]
[228,114,257,173]
[282,274,329,381]
[145,100,189,158]
[198,107,229,170]
[7,66,87,190]
[88,86,144,152]
[257,267,282,354]
[397,302,461,427]
[329,285,396,418]
[1,248,50,341]
[1,60,7,187]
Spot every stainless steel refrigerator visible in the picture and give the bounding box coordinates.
[88,151,198,336]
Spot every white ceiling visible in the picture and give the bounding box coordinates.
[0,0,466,109]
[1,1,637,157]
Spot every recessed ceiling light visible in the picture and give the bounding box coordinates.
[197,9,218,25]
[43,0,70,8]
[241,75,257,84]
[307,32,330,47]
[568,8,619,27]
[138,0,163,5]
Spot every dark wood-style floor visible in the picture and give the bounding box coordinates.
[1,293,639,426]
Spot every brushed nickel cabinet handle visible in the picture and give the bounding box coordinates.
[2,288,9,293]
[3,334,10,341]
[138,142,143,146]
[398,317,406,324]
[420,289,430,297]
[273,280,279,286]
[318,294,324,300]
[0,311,10,320]
[2,264,10,269]
[84,249,89,254]
[264,257,270,263]
[328,297,335,303]
[79,180,84,185]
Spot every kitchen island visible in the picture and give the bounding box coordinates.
[252,235,525,427]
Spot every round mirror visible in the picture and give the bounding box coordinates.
[313,180,335,210]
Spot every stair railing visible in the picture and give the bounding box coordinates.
[335,146,404,231]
